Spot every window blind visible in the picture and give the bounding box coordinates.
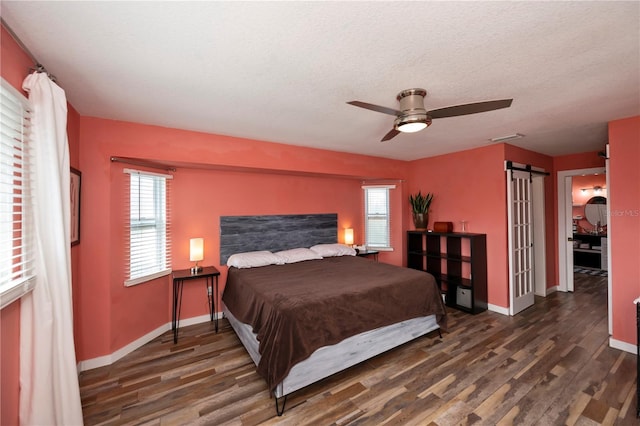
[363,185,395,250]
[124,168,172,286]
[0,79,36,309]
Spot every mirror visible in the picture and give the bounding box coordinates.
[584,196,607,227]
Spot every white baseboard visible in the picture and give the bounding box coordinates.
[488,304,509,316]
[609,337,637,355]
[179,313,217,328]
[77,313,220,372]
[488,287,559,318]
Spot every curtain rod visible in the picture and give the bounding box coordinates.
[1,18,57,83]
[110,156,176,172]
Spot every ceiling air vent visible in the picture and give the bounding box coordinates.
[490,133,525,143]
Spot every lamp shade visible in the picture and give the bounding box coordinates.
[189,238,204,262]
[344,228,354,246]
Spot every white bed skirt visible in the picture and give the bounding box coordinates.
[223,307,440,398]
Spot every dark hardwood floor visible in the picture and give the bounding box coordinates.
[79,273,638,425]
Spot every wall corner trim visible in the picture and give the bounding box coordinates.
[487,304,509,316]
[609,337,637,355]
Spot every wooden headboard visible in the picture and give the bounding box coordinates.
[219,213,338,264]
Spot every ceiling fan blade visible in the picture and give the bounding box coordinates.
[347,101,401,116]
[428,99,513,119]
[381,129,400,142]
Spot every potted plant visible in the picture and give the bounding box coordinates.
[409,191,433,229]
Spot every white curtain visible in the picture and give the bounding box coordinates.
[19,73,83,425]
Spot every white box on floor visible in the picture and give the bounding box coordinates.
[457,287,472,309]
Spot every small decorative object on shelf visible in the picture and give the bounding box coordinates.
[434,221,453,233]
[409,191,433,230]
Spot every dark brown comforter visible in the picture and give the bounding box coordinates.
[222,255,447,391]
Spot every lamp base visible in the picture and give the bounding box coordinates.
[190,265,203,274]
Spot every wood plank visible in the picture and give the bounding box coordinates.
[79,273,636,425]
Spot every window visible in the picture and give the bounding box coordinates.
[363,185,395,250]
[124,169,172,286]
[0,79,35,309]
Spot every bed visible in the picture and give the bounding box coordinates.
[220,214,447,415]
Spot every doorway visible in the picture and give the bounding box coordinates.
[557,165,611,335]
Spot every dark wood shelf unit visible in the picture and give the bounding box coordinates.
[573,233,606,270]
[407,231,487,314]
[573,249,601,269]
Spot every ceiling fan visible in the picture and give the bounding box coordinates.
[347,88,513,142]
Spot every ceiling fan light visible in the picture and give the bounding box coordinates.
[395,114,432,133]
[397,121,428,133]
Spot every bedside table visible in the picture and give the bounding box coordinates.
[356,249,379,261]
[172,266,220,343]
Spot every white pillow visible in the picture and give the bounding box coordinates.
[227,251,284,269]
[275,247,323,264]
[309,243,356,257]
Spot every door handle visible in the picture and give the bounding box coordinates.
[567,237,574,242]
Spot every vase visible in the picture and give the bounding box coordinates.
[413,212,428,230]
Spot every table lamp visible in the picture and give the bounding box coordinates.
[344,228,354,247]
[190,238,204,274]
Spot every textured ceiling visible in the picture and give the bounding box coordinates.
[2,1,639,161]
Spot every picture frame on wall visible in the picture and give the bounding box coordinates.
[71,167,81,246]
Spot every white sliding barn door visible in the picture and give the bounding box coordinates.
[507,170,535,315]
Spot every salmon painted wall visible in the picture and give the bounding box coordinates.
[77,116,409,361]
[407,144,510,308]
[554,150,605,172]
[608,116,640,346]
[0,300,20,426]
[407,143,556,310]
[1,24,83,424]
[170,168,366,321]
